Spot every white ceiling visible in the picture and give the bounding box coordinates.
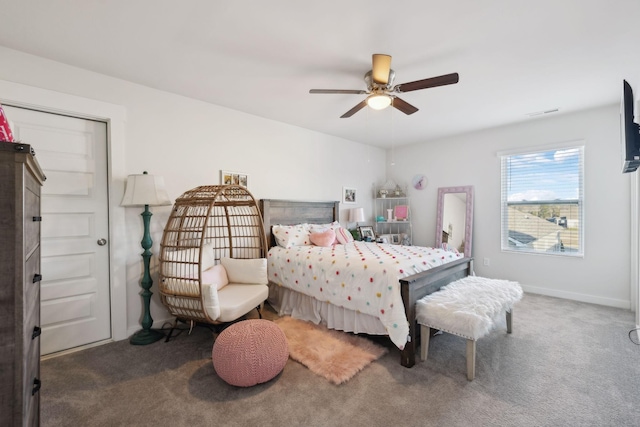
[1,0,639,148]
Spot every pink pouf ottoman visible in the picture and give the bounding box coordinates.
[212,319,289,387]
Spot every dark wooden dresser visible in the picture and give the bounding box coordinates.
[0,141,46,426]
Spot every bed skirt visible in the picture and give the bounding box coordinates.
[268,283,389,337]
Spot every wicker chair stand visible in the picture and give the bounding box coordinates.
[158,184,268,341]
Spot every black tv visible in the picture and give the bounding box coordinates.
[621,80,640,173]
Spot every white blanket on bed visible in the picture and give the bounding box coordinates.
[267,241,463,349]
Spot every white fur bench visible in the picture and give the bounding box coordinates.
[416,276,523,380]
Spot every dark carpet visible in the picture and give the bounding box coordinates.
[41,293,640,427]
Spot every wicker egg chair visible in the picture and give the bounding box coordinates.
[158,184,268,339]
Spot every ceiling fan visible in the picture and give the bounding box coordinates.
[309,54,459,118]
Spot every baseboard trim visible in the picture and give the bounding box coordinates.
[41,338,114,361]
[521,284,631,309]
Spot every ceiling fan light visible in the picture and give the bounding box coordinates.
[367,94,391,110]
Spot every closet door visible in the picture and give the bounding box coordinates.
[6,106,111,355]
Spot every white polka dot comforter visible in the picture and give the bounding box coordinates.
[267,241,463,350]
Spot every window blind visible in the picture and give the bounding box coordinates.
[500,146,584,256]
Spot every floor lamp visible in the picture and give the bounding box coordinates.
[121,171,172,345]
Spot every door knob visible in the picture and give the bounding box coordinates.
[97,238,107,246]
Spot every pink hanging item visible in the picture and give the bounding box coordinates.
[0,104,15,142]
[394,204,408,220]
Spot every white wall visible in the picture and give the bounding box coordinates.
[1,44,631,333]
[389,105,632,309]
[0,46,386,338]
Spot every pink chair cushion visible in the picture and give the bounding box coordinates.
[212,319,289,387]
[202,264,229,290]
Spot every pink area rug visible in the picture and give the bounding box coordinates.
[274,316,388,385]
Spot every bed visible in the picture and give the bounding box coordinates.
[260,199,473,367]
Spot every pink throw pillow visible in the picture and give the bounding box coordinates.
[335,227,354,244]
[201,264,229,290]
[310,229,336,247]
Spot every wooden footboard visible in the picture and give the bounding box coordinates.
[399,257,473,367]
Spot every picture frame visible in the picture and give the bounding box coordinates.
[376,234,402,245]
[358,226,375,241]
[220,170,249,189]
[378,234,391,244]
[343,187,357,204]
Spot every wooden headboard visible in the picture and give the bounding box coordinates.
[259,199,340,248]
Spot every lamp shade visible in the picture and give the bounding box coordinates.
[349,207,365,223]
[121,172,172,207]
[366,94,391,110]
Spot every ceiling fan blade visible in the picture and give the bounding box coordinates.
[392,97,419,115]
[310,89,368,94]
[372,54,392,85]
[340,100,368,118]
[395,72,459,93]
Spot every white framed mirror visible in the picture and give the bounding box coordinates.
[435,186,474,258]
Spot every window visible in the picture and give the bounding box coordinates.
[501,145,584,256]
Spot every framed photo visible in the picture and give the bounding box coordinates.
[378,234,392,244]
[391,234,401,244]
[220,170,249,189]
[358,226,375,241]
[343,187,357,204]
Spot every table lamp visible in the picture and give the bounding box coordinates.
[349,207,365,228]
[121,171,172,345]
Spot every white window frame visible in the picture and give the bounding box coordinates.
[499,142,584,257]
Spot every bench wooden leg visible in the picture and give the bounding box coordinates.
[466,339,476,381]
[506,310,513,334]
[420,325,431,361]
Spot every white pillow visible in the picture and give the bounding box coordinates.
[162,242,215,279]
[220,257,268,285]
[308,221,341,233]
[272,224,311,248]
